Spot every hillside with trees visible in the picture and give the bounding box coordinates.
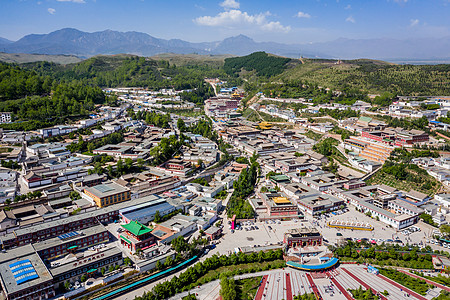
[224,52,292,78]
[278,59,450,96]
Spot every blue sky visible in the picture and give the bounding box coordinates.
[1,0,449,43]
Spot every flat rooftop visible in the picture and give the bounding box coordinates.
[0,244,53,295]
[32,224,107,253]
[84,181,129,198]
[50,247,122,277]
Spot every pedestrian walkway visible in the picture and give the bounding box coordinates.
[306,273,322,300]
[254,275,268,300]
[342,268,388,300]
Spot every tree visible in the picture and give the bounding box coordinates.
[154,210,161,223]
[156,260,163,271]
[64,281,71,291]
[137,158,145,169]
[440,224,450,236]
[69,191,81,201]
[101,267,106,275]
[108,265,114,273]
[219,274,237,300]
[124,257,132,266]
[80,275,87,282]
[294,152,304,157]
[116,159,124,175]
[125,158,133,170]
[165,256,174,267]
[177,118,186,132]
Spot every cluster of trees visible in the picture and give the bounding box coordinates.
[8,190,42,205]
[390,148,439,163]
[0,62,52,100]
[190,178,209,186]
[334,243,434,269]
[371,92,395,107]
[375,114,429,132]
[379,268,431,296]
[27,56,225,91]
[149,135,183,166]
[380,160,437,192]
[154,209,183,224]
[413,271,450,287]
[220,274,237,300]
[260,80,327,99]
[66,132,124,153]
[187,119,218,142]
[293,294,317,300]
[89,157,144,178]
[224,52,291,78]
[331,126,354,141]
[227,153,259,219]
[319,108,360,120]
[312,137,339,157]
[180,82,215,105]
[284,60,450,96]
[129,110,171,128]
[420,213,437,227]
[0,160,20,169]
[348,287,381,300]
[137,249,283,300]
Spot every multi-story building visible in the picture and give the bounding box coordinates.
[83,181,131,208]
[0,245,55,300]
[32,224,109,260]
[119,221,155,252]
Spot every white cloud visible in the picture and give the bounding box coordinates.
[393,0,408,3]
[345,15,355,23]
[410,19,419,27]
[345,4,351,10]
[48,8,56,14]
[57,0,86,3]
[220,0,240,9]
[296,11,311,18]
[194,9,290,33]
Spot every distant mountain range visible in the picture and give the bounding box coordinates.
[1,28,450,61]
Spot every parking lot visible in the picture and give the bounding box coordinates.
[207,204,450,259]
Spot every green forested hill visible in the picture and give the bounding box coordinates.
[278,59,450,96]
[24,55,226,90]
[224,52,292,77]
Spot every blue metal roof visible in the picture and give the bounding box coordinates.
[121,201,175,221]
[9,259,39,285]
[287,257,339,271]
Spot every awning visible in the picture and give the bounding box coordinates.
[67,246,78,250]
[120,236,132,244]
[87,268,97,273]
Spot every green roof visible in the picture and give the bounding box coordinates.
[270,175,290,182]
[120,235,132,244]
[121,220,153,236]
[359,116,372,123]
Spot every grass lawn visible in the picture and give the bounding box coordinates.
[236,276,262,300]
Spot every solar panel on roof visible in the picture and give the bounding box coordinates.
[94,185,114,193]
[57,231,79,240]
[9,259,39,285]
